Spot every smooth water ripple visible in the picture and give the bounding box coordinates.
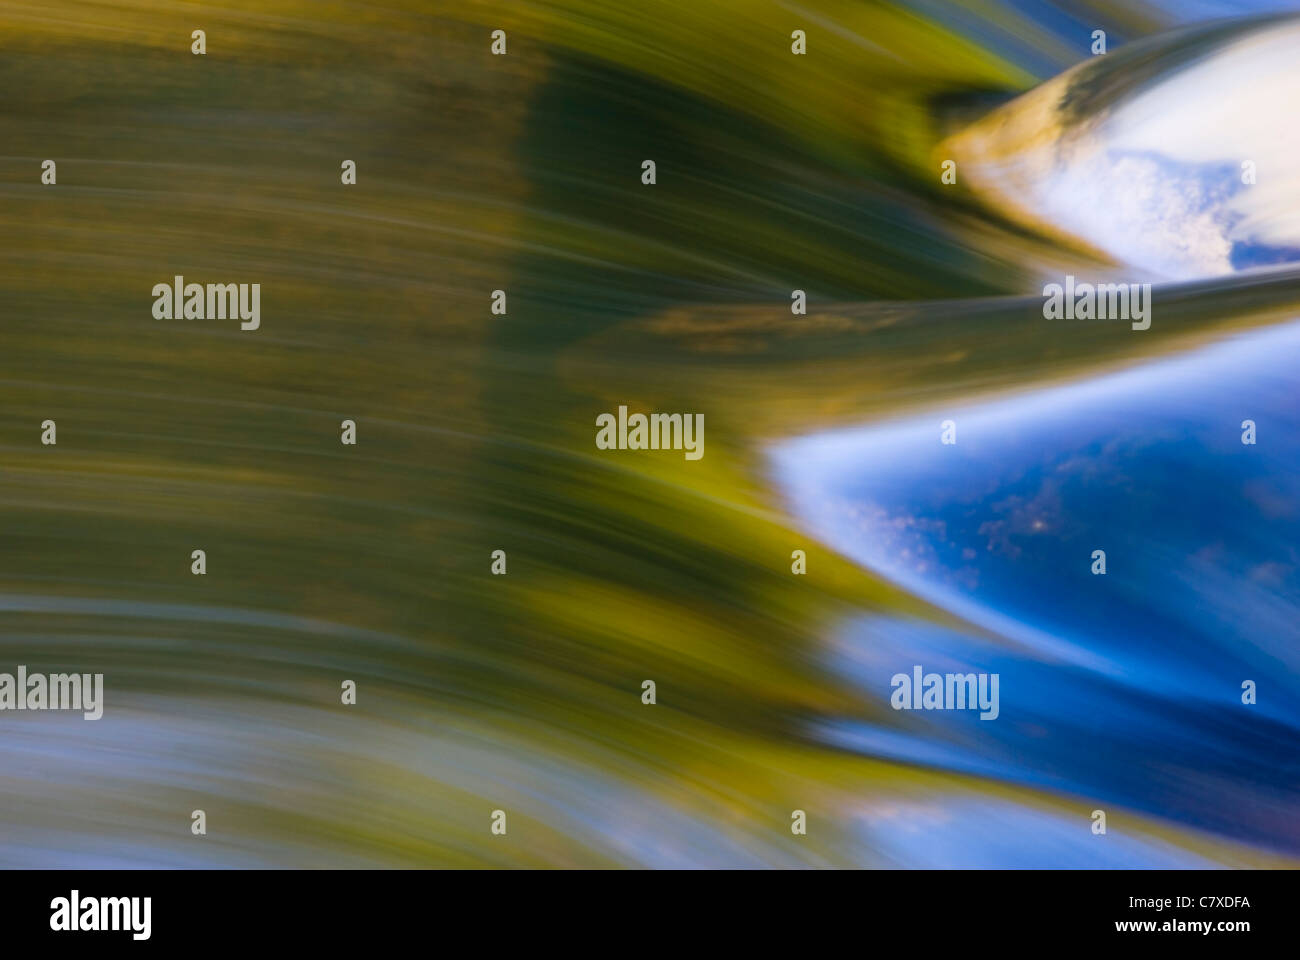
[774,322,1300,860]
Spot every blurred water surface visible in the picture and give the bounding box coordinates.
[775,320,1300,863]
[1,1,1298,867]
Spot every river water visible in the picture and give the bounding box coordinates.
[773,320,1300,864]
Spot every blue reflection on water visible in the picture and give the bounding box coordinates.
[847,793,1218,869]
[774,322,1300,861]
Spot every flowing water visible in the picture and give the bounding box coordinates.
[2,1,1298,868]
